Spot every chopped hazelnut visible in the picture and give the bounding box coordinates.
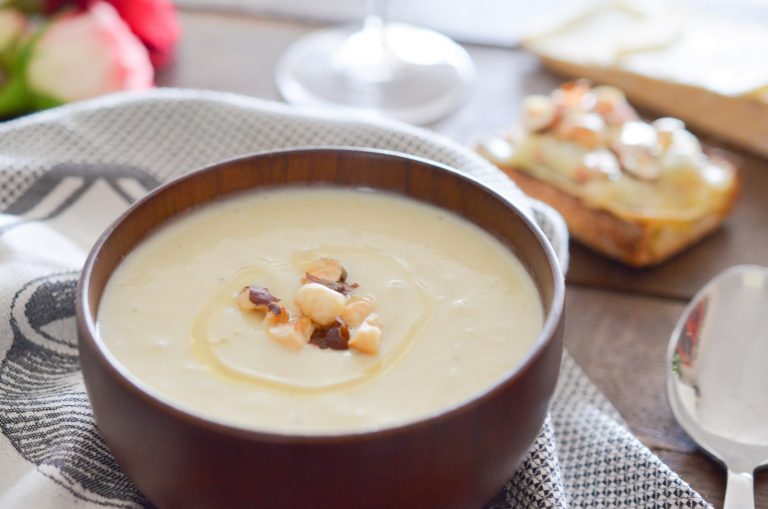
[340,296,375,328]
[617,121,658,150]
[613,145,660,180]
[653,117,686,150]
[553,79,593,115]
[264,303,290,327]
[237,287,258,311]
[521,95,558,133]
[302,257,346,283]
[236,258,382,354]
[294,316,315,341]
[303,273,359,295]
[309,318,350,350]
[557,113,605,148]
[348,320,382,355]
[294,282,347,326]
[267,323,307,350]
[593,85,638,125]
[237,285,280,312]
[581,149,622,181]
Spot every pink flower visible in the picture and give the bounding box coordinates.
[26,1,153,103]
[43,0,180,69]
[106,0,180,69]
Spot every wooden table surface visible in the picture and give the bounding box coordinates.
[160,9,768,507]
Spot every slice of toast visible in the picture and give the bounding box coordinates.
[491,156,739,267]
[477,81,740,267]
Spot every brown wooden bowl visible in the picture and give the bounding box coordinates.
[76,148,564,509]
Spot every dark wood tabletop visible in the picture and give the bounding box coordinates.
[160,9,768,507]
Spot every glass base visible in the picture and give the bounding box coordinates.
[275,23,475,125]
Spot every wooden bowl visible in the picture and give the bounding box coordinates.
[76,148,564,509]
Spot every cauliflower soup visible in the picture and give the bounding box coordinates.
[97,187,543,434]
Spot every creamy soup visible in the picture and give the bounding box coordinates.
[97,187,543,434]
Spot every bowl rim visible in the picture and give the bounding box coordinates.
[76,146,565,444]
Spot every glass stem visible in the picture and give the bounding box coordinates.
[364,0,387,28]
[363,0,387,55]
[331,0,398,82]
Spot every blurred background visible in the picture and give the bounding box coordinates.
[175,0,768,46]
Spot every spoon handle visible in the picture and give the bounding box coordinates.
[724,469,754,509]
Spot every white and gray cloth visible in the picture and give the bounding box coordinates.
[0,89,709,508]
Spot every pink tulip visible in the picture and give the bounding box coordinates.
[0,9,26,53]
[43,0,180,70]
[107,0,180,69]
[26,1,153,104]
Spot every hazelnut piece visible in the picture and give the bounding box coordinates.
[294,282,347,326]
[349,320,382,355]
[341,296,375,328]
[302,257,347,283]
[267,323,307,350]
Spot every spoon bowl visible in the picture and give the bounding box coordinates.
[667,265,768,509]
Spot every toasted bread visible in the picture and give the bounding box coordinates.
[493,157,739,267]
[477,81,740,267]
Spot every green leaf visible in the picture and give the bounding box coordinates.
[0,73,31,117]
[29,90,62,110]
[0,15,61,117]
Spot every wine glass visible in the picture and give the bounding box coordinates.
[274,0,475,125]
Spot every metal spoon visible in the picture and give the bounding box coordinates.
[667,265,768,508]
